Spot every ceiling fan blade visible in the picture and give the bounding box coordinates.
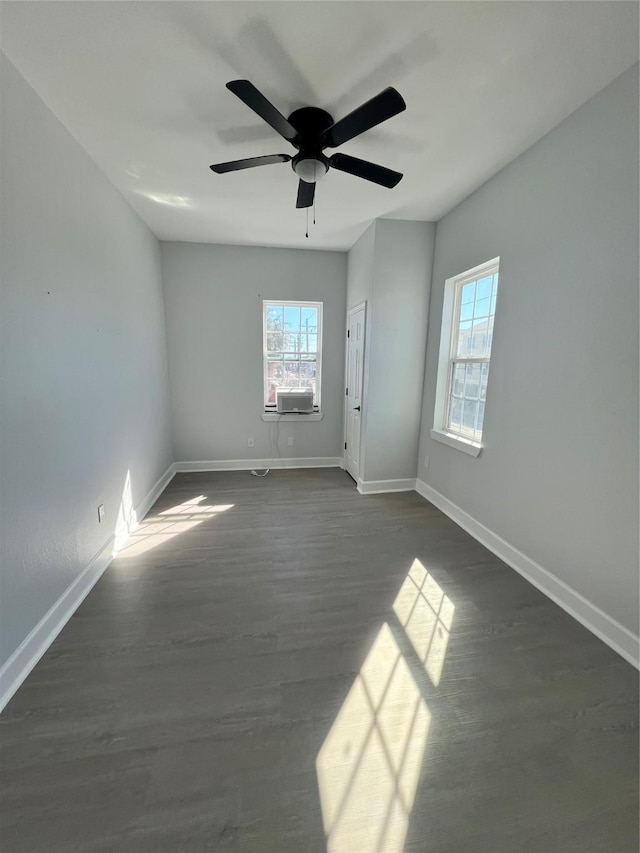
[330,153,402,188]
[323,87,406,148]
[296,179,315,209]
[210,154,291,173]
[226,80,298,142]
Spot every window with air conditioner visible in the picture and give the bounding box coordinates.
[263,301,322,414]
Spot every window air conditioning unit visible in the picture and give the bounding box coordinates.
[276,389,314,414]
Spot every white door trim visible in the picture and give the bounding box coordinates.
[344,301,367,482]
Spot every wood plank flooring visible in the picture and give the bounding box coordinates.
[1,469,638,852]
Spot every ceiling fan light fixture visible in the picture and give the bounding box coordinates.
[293,156,329,183]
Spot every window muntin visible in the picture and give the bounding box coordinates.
[263,301,322,409]
[443,263,499,444]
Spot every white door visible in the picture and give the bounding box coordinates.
[345,303,366,482]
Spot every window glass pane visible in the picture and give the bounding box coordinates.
[464,363,481,399]
[266,305,283,331]
[284,306,301,333]
[462,399,478,431]
[480,362,489,399]
[456,320,472,356]
[477,401,485,433]
[268,361,283,379]
[301,307,318,332]
[300,353,316,362]
[266,332,282,352]
[460,300,473,321]
[283,361,300,384]
[267,361,283,404]
[476,276,492,299]
[283,352,299,361]
[473,297,491,319]
[449,398,462,431]
[461,282,475,305]
[284,334,301,354]
[300,362,317,380]
[301,333,317,353]
[452,363,465,396]
[471,319,490,356]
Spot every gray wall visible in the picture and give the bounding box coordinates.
[346,222,376,312]
[347,220,435,484]
[0,54,173,669]
[367,220,435,482]
[418,65,639,634]
[346,223,376,479]
[161,241,347,462]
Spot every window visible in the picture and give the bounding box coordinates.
[263,301,322,411]
[432,258,499,454]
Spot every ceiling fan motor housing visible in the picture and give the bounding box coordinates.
[288,107,334,183]
[287,106,334,144]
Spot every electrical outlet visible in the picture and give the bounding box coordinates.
[288,437,294,446]
[424,455,430,469]
[247,438,254,448]
[97,504,105,523]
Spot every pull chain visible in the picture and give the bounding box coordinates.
[303,163,318,238]
[312,162,317,227]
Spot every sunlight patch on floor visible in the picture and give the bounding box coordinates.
[316,559,455,852]
[316,622,431,853]
[393,558,455,686]
[159,497,234,516]
[114,496,233,558]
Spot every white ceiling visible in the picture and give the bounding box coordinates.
[2,1,638,251]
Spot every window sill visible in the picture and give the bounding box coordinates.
[262,412,323,422]
[430,429,482,457]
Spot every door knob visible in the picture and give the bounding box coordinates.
[353,406,361,411]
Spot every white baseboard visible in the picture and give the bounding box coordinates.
[136,462,176,520]
[415,478,639,669]
[357,478,417,495]
[0,463,176,713]
[175,457,342,473]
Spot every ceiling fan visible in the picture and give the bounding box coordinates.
[210,80,406,209]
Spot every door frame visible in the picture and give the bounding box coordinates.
[343,300,367,480]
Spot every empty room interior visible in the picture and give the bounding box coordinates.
[1,2,639,851]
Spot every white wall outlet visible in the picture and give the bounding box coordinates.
[97,504,105,523]
[288,437,294,446]
[424,455,430,469]
[247,438,254,447]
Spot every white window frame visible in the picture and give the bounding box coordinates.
[262,300,323,420]
[431,258,500,457]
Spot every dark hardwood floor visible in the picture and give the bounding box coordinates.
[1,469,638,852]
